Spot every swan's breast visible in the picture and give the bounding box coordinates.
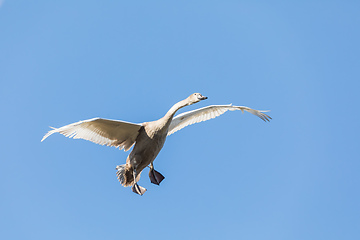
[128,125,168,170]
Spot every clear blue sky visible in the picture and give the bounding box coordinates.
[1,1,359,239]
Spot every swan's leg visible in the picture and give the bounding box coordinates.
[149,162,165,185]
[131,168,147,195]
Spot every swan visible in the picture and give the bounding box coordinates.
[41,93,271,195]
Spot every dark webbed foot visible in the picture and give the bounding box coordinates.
[131,168,147,196]
[132,183,147,196]
[149,168,165,185]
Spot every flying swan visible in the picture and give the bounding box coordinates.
[41,93,271,195]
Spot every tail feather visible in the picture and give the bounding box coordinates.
[116,164,140,187]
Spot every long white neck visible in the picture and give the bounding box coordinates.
[164,99,189,121]
[146,98,193,134]
[155,98,190,131]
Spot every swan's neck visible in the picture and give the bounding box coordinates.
[157,99,189,130]
[166,99,189,118]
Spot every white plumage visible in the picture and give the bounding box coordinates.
[42,93,271,195]
[168,104,270,135]
[42,118,142,151]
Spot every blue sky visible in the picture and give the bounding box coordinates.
[1,1,359,239]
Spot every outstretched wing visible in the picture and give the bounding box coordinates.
[41,118,142,151]
[168,104,271,136]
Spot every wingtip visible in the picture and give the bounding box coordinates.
[41,134,50,142]
[258,110,272,122]
[41,127,56,142]
[262,114,272,122]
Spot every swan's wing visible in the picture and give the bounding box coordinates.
[41,118,142,151]
[168,104,271,136]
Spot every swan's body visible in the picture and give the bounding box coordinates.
[41,93,271,195]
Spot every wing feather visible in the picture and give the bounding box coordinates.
[168,104,271,136]
[41,118,142,151]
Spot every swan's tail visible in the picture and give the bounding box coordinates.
[115,164,140,187]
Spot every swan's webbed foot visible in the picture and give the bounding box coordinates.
[132,183,147,196]
[149,168,165,185]
[131,168,146,196]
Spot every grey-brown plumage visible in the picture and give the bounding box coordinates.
[41,93,271,195]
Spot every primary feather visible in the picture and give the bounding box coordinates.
[41,118,142,151]
[168,104,271,135]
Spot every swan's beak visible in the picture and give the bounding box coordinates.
[199,96,208,100]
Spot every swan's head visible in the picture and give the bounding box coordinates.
[188,93,208,105]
